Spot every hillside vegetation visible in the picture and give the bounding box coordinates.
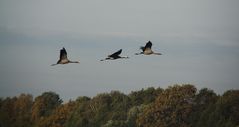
[0,84,239,127]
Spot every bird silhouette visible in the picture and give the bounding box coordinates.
[51,47,79,66]
[135,41,162,55]
[100,49,129,61]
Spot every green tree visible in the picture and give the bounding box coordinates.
[38,101,76,127]
[126,104,147,127]
[129,87,163,106]
[31,91,62,126]
[90,91,130,126]
[65,96,92,127]
[102,120,127,127]
[190,88,218,127]
[66,91,131,127]
[219,90,239,125]
[137,84,197,127]
[193,90,239,127]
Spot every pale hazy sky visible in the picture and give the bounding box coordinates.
[1,0,239,101]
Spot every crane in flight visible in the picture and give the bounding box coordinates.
[51,47,79,66]
[135,41,162,55]
[100,49,129,61]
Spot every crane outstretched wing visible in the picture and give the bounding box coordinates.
[140,46,145,51]
[60,47,68,60]
[145,41,152,49]
[109,49,122,57]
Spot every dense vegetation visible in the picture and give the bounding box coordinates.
[0,84,239,127]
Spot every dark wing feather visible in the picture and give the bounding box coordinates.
[145,41,152,49]
[109,49,122,57]
[60,47,67,60]
[140,46,145,51]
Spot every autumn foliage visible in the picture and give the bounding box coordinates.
[0,84,238,127]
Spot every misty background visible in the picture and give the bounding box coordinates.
[0,0,239,101]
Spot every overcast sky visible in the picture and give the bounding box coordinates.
[1,0,239,101]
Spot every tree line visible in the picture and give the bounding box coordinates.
[0,84,239,127]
